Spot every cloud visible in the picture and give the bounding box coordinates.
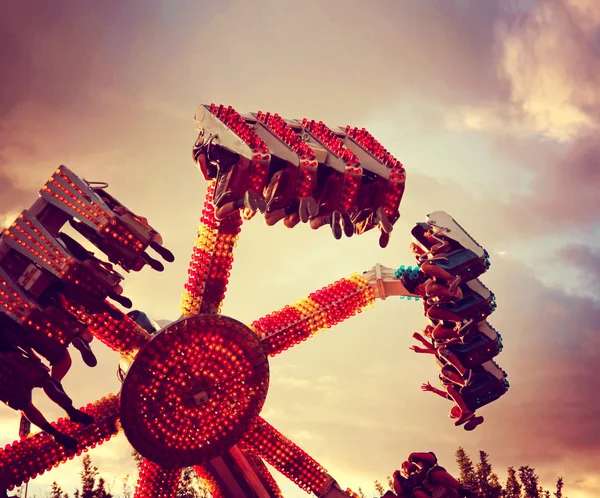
[558,244,600,292]
[2,1,600,497]
[429,0,600,234]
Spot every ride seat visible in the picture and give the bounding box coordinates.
[462,363,509,411]
[437,283,495,321]
[426,248,487,282]
[446,323,501,368]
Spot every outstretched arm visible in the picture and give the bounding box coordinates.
[410,345,437,354]
[410,333,437,354]
[412,332,432,347]
[421,382,448,399]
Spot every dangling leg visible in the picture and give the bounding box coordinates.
[72,330,98,368]
[431,322,460,343]
[440,365,466,387]
[426,304,463,324]
[446,385,474,426]
[49,351,71,382]
[420,262,461,293]
[21,401,78,450]
[42,378,95,426]
[379,229,390,248]
[438,349,471,385]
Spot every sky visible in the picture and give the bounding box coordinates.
[1,0,600,497]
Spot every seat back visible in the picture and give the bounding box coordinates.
[447,322,500,368]
[437,280,495,321]
[426,211,486,259]
[2,210,72,277]
[431,248,487,281]
[462,370,509,411]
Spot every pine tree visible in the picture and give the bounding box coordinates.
[94,477,113,498]
[476,450,492,497]
[475,451,502,498]
[456,447,477,492]
[374,479,386,497]
[50,482,69,498]
[518,466,541,498]
[554,477,564,498]
[358,487,366,498]
[489,473,503,498]
[79,455,99,498]
[503,467,522,498]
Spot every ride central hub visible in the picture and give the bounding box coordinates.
[120,314,270,468]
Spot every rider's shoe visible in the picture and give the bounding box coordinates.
[72,337,98,367]
[454,410,475,426]
[331,211,343,240]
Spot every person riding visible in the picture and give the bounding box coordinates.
[0,331,94,449]
[391,452,474,497]
[410,330,474,388]
[416,279,472,335]
[421,378,483,429]
[410,232,461,295]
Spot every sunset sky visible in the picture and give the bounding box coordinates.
[1,1,600,497]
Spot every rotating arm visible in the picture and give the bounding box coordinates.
[251,265,420,356]
[181,182,242,316]
[70,304,151,360]
[241,416,339,497]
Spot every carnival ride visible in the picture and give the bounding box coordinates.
[0,104,508,498]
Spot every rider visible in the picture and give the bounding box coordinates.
[418,279,472,335]
[410,329,474,387]
[392,453,474,497]
[421,379,482,429]
[0,332,94,449]
[410,232,461,294]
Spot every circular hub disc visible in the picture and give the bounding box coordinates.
[120,314,269,467]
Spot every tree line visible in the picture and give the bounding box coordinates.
[15,451,210,498]
[362,448,566,498]
[14,447,565,497]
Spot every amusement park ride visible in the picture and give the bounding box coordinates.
[0,104,508,498]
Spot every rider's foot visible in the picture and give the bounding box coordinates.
[149,240,175,263]
[455,410,475,426]
[376,207,393,234]
[108,291,133,309]
[67,408,95,426]
[53,431,78,450]
[341,211,354,238]
[299,196,318,223]
[379,230,390,248]
[141,252,165,272]
[464,415,485,432]
[331,211,343,240]
[72,337,98,367]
